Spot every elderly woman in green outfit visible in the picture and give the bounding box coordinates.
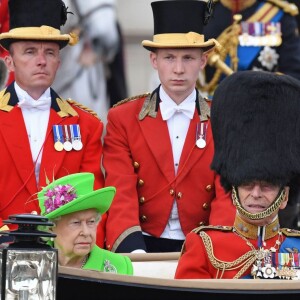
[37,172,133,275]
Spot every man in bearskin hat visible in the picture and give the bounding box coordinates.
[103,0,234,253]
[0,0,107,246]
[175,71,300,279]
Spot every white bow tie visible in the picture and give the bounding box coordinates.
[18,96,51,111]
[160,101,195,120]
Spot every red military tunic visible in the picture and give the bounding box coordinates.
[0,83,106,246]
[103,90,235,252]
[175,216,300,279]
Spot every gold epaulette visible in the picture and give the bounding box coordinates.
[267,0,299,16]
[66,99,100,120]
[281,228,300,237]
[192,225,233,235]
[113,93,150,108]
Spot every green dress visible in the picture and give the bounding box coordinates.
[83,245,133,275]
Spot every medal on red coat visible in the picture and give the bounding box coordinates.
[196,122,207,149]
[63,125,72,151]
[70,124,83,151]
[251,250,300,280]
[53,125,64,152]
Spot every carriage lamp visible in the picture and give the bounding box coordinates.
[0,214,57,300]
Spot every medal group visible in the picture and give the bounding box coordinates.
[53,124,83,152]
[239,21,282,47]
[251,250,300,280]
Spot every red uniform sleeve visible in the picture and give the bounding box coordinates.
[175,232,212,279]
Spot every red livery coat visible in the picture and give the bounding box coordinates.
[0,83,106,245]
[174,226,299,279]
[103,91,235,252]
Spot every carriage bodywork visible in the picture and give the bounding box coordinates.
[58,252,300,300]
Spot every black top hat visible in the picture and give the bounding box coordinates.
[0,0,78,51]
[211,71,300,191]
[142,0,219,52]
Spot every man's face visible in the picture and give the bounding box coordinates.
[52,209,100,263]
[237,181,289,225]
[150,48,207,104]
[5,41,60,98]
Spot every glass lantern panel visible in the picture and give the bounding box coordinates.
[4,250,57,300]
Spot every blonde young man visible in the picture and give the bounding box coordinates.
[103,0,234,253]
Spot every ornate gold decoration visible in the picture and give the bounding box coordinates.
[231,186,286,220]
[66,99,100,119]
[200,230,257,278]
[113,93,150,108]
[198,14,241,94]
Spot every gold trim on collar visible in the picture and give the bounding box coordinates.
[0,90,13,112]
[199,97,210,121]
[139,92,158,120]
[221,0,256,11]
[234,214,280,240]
[138,90,211,121]
[56,97,78,117]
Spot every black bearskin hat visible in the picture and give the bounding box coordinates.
[211,71,300,191]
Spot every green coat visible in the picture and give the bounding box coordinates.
[83,245,133,275]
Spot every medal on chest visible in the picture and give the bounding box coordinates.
[52,124,83,151]
[196,122,207,149]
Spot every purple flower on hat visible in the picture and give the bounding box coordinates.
[44,184,77,213]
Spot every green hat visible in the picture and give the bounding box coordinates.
[38,173,115,219]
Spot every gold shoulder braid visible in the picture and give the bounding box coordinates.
[180,225,232,257]
[113,93,150,108]
[66,99,99,119]
[281,228,300,237]
[199,231,257,279]
[192,225,233,234]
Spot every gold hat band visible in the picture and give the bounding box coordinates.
[153,32,205,45]
[142,32,219,52]
[0,25,78,48]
